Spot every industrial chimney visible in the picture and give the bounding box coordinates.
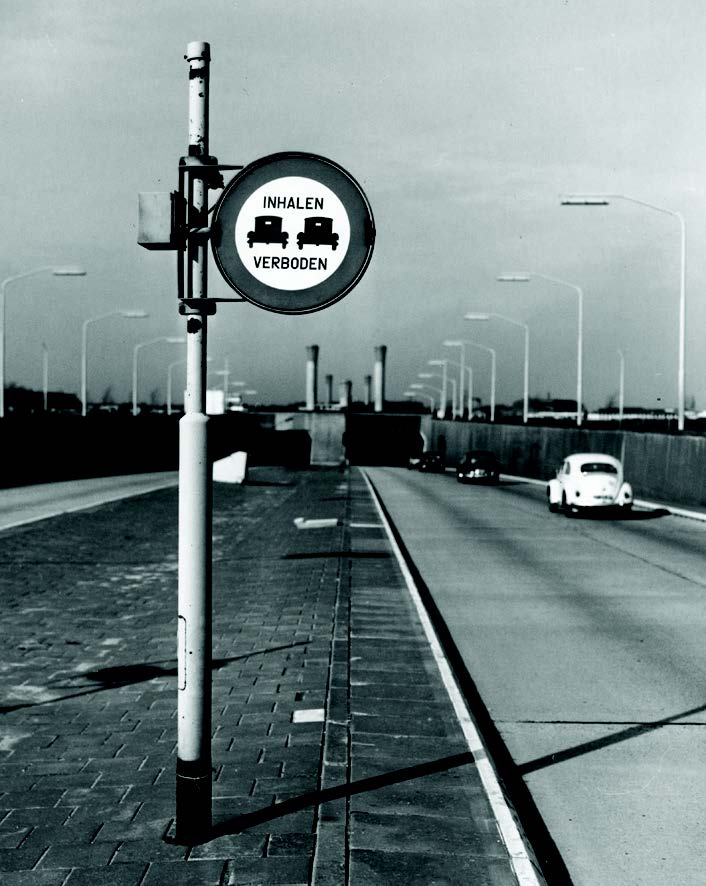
[325,374,334,408]
[305,345,319,410]
[364,374,372,406]
[373,346,387,413]
[338,380,352,409]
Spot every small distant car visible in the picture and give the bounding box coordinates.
[457,450,500,483]
[547,452,633,515]
[417,452,446,473]
[297,217,339,250]
[247,216,289,248]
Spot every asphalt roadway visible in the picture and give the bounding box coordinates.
[366,466,706,886]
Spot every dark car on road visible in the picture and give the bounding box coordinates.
[457,450,500,483]
[297,217,339,250]
[248,216,289,248]
[417,452,446,473]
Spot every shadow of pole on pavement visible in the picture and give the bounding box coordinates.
[518,700,706,775]
[171,751,476,846]
[0,640,310,714]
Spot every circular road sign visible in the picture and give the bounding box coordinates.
[211,152,375,314]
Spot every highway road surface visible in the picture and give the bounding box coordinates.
[366,466,706,886]
[0,472,178,530]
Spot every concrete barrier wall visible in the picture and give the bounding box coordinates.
[8,411,703,505]
[430,420,706,508]
[0,414,313,489]
[0,415,243,489]
[276,412,346,465]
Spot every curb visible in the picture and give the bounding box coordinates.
[361,468,551,886]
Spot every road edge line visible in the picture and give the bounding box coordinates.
[359,467,545,886]
[501,473,706,522]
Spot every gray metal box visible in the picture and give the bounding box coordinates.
[138,192,179,250]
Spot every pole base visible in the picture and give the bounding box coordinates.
[175,760,212,845]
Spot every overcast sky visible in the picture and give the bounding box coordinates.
[4,1,706,410]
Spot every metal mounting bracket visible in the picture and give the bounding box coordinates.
[177,159,244,303]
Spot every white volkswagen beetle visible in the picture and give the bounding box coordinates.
[547,452,633,515]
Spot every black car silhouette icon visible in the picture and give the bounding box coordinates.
[247,216,289,248]
[297,217,339,250]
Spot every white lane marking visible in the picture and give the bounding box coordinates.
[293,517,341,529]
[0,477,179,531]
[293,518,382,530]
[642,502,706,522]
[360,469,543,886]
[293,708,325,723]
[501,473,706,522]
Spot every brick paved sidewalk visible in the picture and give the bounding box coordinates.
[0,467,520,885]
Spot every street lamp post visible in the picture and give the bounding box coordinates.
[465,313,530,424]
[440,360,473,421]
[168,359,186,416]
[81,310,148,416]
[132,337,185,416]
[440,340,494,421]
[225,380,247,410]
[41,343,49,412]
[469,342,495,422]
[561,193,686,432]
[498,272,582,426]
[618,349,625,424]
[209,369,228,387]
[405,390,435,413]
[410,381,442,415]
[441,341,467,419]
[209,368,231,412]
[427,359,449,418]
[421,371,457,418]
[1,265,86,418]
[232,389,257,410]
[220,357,230,397]
[448,377,458,418]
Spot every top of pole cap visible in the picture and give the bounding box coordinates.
[185,42,210,61]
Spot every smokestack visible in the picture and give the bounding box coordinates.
[325,374,333,408]
[338,380,352,409]
[373,346,387,413]
[364,374,372,406]
[305,345,319,410]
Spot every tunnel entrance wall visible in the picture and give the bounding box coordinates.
[345,413,423,466]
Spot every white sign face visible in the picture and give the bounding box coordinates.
[233,176,351,291]
[211,152,375,314]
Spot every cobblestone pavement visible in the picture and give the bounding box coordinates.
[0,467,520,885]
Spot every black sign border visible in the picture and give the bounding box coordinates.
[211,152,375,314]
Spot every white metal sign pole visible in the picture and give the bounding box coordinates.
[176,40,212,844]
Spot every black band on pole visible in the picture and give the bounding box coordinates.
[175,758,212,845]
